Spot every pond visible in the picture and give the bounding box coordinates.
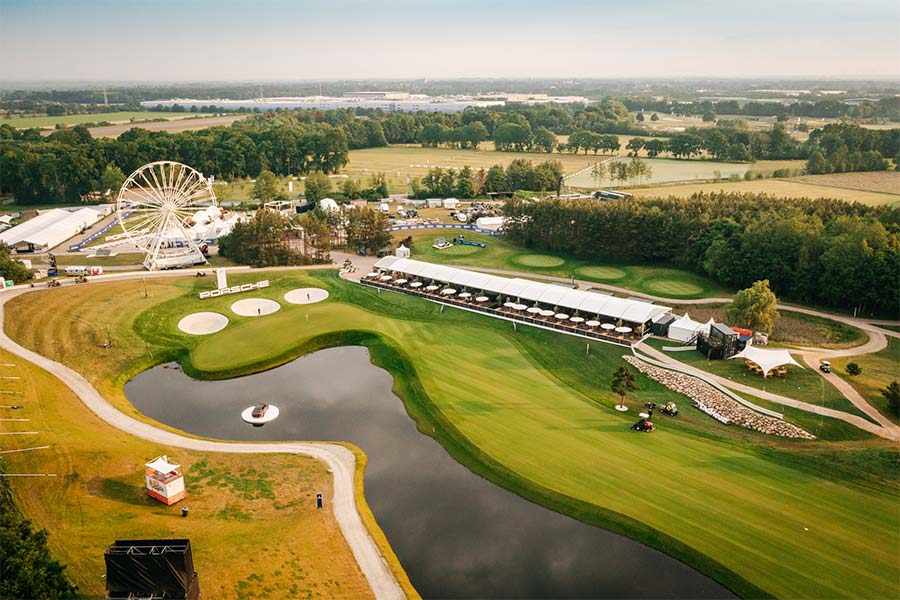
[124,346,734,599]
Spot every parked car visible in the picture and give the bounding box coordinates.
[819,360,831,373]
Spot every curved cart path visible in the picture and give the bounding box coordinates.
[636,343,898,441]
[0,287,404,600]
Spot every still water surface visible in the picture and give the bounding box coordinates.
[125,346,734,599]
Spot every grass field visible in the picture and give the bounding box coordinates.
[3,111,213,129]
[396,229,728,299]
[669,304,867,349]
[5,271,897,599]
[627,177,900,206]
[831,337,900,425]
[0,345,374,599]
[641,338,871,420]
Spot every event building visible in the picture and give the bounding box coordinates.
[366,257,671,346]
[0,206,112,253]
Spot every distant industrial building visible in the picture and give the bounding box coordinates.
[141,94,505,114]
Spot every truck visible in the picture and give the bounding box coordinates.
[64,265,104,277]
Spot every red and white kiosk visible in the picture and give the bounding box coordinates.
[144,456,186,505]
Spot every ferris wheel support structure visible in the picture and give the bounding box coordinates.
[115,161,216,271]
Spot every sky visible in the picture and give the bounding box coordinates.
[1,0,898,81]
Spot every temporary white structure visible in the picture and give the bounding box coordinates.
[729,346,803,377]
[318,198,340,212]
[373,256,670,327]
[443,198,459,209]
[475,216,505,231]
[0,207,107,252]
[667,313,706,342]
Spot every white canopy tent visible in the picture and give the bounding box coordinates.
[667,313,707,342]
[729,346,803,377]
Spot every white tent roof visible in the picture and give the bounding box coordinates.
[669,312,704,332]
[319,198,340,212]
[0,207,105,249]
[373,257,671,324]
[729,346,803,375]
[145,455,180,473]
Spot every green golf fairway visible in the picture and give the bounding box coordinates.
[643,278,706,296]
[575,265,628,280]
[511,254,566,267]
[7,271,898,600]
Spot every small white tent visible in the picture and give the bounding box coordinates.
[667,313,705,342]
[729,346,803,377]
[318,198,340,212]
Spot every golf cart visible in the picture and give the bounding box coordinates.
[643,401,678,416]
[819,360,831,374]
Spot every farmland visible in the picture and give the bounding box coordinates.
[4,271,898,599]
[626,177,900,206]
[3,110,213,130]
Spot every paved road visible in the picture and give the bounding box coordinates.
[0,286,404,600]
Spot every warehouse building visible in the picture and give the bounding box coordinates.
[0,206,110,253]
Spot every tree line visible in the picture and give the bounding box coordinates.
[620,96,900,121]
[503,193,900,316]
[805,123,899,174]
[0,115,363,203]
[410,160,565,198]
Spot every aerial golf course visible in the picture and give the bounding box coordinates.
[3,269,899,599]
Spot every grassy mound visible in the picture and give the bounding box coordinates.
[643,278,705,297]
[511,253,566,268]
[575,265,627,280]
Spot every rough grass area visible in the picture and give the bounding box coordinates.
[0,347,373,600]
[831,337,900,425]
[5,272,899,599]
[393,229,727,299]
[671,304,866,349]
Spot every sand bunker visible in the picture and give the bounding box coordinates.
[231,298,281,317]
[284,288,329,305]
[177,312,229,335]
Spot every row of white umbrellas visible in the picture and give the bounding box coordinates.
[370,272,633,333]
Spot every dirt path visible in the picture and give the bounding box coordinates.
[0,286,405,600]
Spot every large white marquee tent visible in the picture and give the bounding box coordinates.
[667,313,714,342]
[0,206,109,252]
[374,256,671,327]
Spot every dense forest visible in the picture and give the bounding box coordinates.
[503,193,900,316]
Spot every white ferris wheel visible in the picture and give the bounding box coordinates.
[116,161,215,271]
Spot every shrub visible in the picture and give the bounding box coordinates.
[845,362,862,376]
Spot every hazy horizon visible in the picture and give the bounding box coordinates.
[1,0,899,82]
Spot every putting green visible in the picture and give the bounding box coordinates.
[438,244,482,256]
[643,278,705,296]
[511,254,566,268]
[575,265,627,281]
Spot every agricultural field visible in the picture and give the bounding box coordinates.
[3,111,213,130]
[393,228,727,299]
[5,271,898,599]
[86,114,248,138]
[566,157,755,187]
[787,170,900,194]
[831,337,900,425]
[626,178,900,206]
